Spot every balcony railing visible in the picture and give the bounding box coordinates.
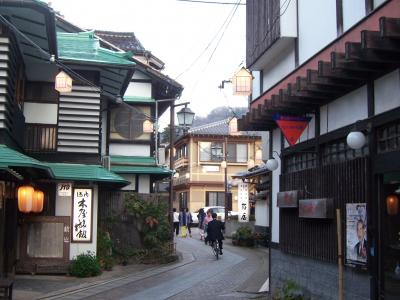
[174,156,189,169]
[173,176,189,187]
[25,124,57,153]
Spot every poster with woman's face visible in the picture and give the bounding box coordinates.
[346,203,367,266]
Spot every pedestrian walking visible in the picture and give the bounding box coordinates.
[197,208,206,240]
[203,209,213,244]
[173,208,179,237]
[185,208,193,237]
[179,208,188,238]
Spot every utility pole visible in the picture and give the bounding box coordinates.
[169,103,175,235]
[224,136,228,223]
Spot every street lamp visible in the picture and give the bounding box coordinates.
[177,107,195,129]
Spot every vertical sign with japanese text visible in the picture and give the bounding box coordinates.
[238,182,249,222]
[72,188,92,243]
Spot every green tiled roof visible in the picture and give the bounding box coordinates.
[47,163,129,186]
[57,31,135,66]
[111,156,156,165]
[111,165,172,175]
[0,144,53,176]
[123,96,155,104]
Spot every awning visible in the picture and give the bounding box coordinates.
[46,163,129,188]
[110,156,172,179]
[0,144,54,179]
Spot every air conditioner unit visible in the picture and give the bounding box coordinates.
[102,155,111,170]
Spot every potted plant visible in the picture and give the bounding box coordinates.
[235,226,254,247]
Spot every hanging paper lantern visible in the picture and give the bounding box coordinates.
[32,190,44,213]
[55,71,73,93]
[386,194,399,215]
[232,67,253,96]
[143,120,154,133]
[18,185,34,213]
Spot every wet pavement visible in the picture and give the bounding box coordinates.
[13,227,269,300]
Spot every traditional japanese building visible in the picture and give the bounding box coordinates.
[239,0,400,298]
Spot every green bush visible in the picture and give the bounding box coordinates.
[97,229,114,270]
[273,280,305,300]
[69,251,101,278]
[236,226,253,240]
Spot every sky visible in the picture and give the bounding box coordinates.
[49,0,248,128]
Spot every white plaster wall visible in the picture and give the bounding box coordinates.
[120,174,136,191]
[343,0,366,32]
[280,0,297,38]
[55,184,98,260]
[132,71,150,80]
[125,82,152,98]
[109,144,150,156]
[24,103,58,124]
[374,0,388,9]
[374,69,400,115]
[255,200,269,227]
[138,175,150,194]
[271,128,281,244]
[101,109,107,156]
[252,71,261,99]
[320,85,368,134]
[298,0,337,64]
[262,42,295,92]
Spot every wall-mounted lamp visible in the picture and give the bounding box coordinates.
[55,71,73,93]
[386,194,399,215]
[221,160,227,169]
[232,67,253,96]
[265,151,280,171]
[346,131,366,150]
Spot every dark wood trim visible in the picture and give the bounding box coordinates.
[109,139,152,145]
[336,0,344,36]
[294,2,299,68]
[259,70,264,94]
[71,187,94,244]
[367,81,375,117]
[130,79,153,84]
[365,0,373,14]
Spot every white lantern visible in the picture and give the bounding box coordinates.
[232,67,253,96]
[346,131,366,150]
[228,117,238,135]
[55,71,72,93]
[143,120,154,133]
[266,158,279,171]
[221,160,227,169]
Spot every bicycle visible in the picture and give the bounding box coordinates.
[210,240,219,260]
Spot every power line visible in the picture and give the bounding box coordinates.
[176,0,245,5]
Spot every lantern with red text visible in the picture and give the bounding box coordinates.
[386,194,399,215]
[32,190,44,213]
[18,185,34,213]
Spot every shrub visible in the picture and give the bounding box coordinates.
[273,280,305,300]
[236,226,253,240]
[97,229,114,270]
[69,251,101,278]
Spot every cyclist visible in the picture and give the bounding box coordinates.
[206,212,225,255]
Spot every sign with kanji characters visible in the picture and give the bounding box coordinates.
[273,114,312,146]
[72,188,93,243]
[57,182,72,197]
[238,182,249,222]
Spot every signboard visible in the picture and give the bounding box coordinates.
[346,203,367,266]
[58,183,72,197]
[277,190,303,208]
[202,165,220,172]
[238,182,249,222]
[299,198,334,219]
[273,114,311,146]
[72,188,93,243]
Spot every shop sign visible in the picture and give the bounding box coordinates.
[72,188,92,242]
[58,182,72,197]
[346,203,367,266]
[299,198,334,219]
[277,190,303,208]
[238,182,249,222]
[202,165,220,172]
[273,114,312,146]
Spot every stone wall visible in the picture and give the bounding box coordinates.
[271,248,370,300]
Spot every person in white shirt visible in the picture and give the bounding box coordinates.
[173,208,180,236]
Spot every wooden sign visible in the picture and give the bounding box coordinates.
[238,182,249,222]
[72,188,93,242]
[299,198,334,219]
[277,190,303,208]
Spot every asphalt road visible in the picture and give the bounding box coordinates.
[83,227,269,300]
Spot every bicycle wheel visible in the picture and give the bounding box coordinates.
[212,242,219,260]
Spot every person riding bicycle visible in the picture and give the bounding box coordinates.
[206,212,225,255]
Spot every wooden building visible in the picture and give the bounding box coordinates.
[239,0,400,299]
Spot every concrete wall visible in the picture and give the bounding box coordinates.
[138,175,150,194]
[55,183,98,260]
[271,249,370,300]
[225,220,255,238]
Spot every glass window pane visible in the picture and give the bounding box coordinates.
[236,144,248,162]
[227,144,236,162]
[199,142,211,161]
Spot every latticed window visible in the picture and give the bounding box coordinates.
[284,151,317,173]
[322,138,368,165]
[377,121,400,154]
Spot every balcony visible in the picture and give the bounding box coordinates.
[173,175,189,187]
[25,124,57,153]
[174,156,189,170]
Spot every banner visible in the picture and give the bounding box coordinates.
[238,182,249,222]
[346,203,367,266]
[72,188,93,243]
[273,114,311,146]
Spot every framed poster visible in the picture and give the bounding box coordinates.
[72,188,93,243]
[238,182,249,222]
[346,203,367,266]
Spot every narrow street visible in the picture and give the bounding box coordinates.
[40,228,268,300]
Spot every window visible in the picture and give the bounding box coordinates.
[322,138,368,165]
[179,192,188,209]
[227,143,248,163]
[199,142,223,162]
[377,121,400,154]
[206,192,225,206]
[177,144,187,159]
[284,151,317,173]
[110,106,151,141]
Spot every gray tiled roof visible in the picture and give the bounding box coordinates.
[94,30,145,53]
[188,119,261,137]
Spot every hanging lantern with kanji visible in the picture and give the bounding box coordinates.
[55,71,73,93]
[232,67,253,96]
[18,185,34,213]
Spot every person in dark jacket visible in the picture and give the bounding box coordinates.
[185,208,193,237]
[206,212,225,254]
[197,208,206,240]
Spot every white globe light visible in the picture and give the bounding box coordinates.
[266,158,279,171]
[346,131,366,150]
